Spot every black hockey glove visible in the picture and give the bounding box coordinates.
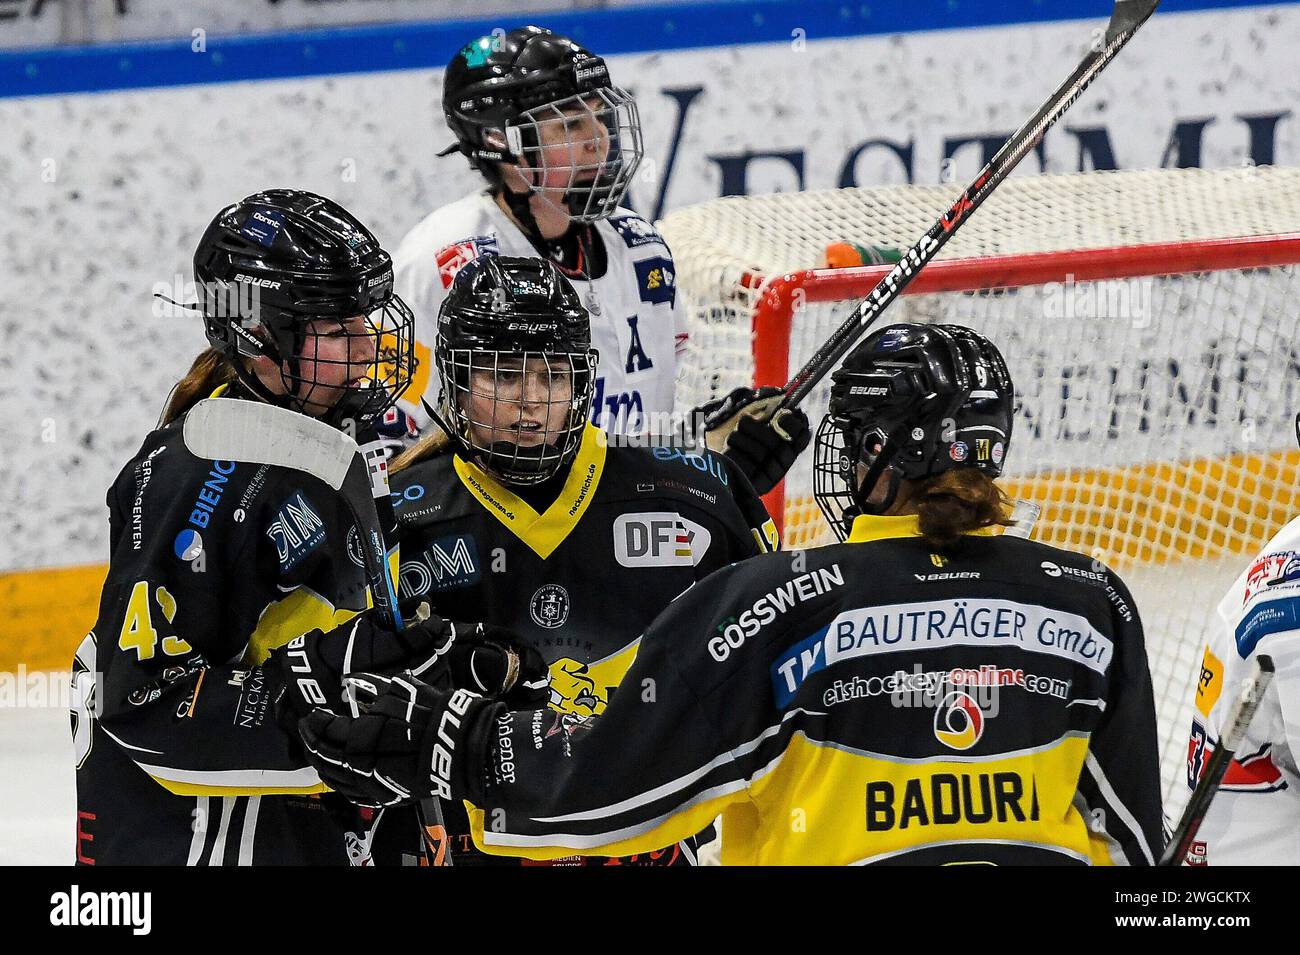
[300,672,505,809]
[700,386,812,495]
[272,616,546,734]
[434,622,550,709]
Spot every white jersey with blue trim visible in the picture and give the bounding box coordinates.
[392,189,686,435]
[1182,514,1300,864]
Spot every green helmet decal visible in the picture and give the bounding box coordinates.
[459,37,495,69]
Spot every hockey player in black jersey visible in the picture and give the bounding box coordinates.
[72,190,537,865]
[377,255,777,864]
[302,322,1164,865]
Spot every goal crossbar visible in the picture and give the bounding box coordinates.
[752,233,1300,528]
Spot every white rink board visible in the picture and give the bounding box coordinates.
[0,703,75,865]
[2,4,1298,572]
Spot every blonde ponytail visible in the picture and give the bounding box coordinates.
[390,426,452,473]
[159,348,236,426]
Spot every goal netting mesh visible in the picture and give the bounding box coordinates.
[660,166,1300,809]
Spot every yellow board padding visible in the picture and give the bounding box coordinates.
[1000,448,1300,565]
[783,448,1300,568]
[0,563,107,673]
[0,562,368,673]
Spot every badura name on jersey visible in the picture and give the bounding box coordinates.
[392,191,682,434]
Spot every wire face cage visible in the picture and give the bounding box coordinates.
[510,88,643,222]
[438,348,597,484]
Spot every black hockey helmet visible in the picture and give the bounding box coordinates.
[440,25,642,222]
[193,189,415,425]
[435,255,598,484]
[813,323,1014,540]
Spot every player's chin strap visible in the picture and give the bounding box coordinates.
[855,461,905,518]
[422,398,458,438]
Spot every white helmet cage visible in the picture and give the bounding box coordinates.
[503,87,643,223]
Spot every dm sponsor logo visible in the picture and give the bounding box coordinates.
[266,491,326,572]
[613,512,712,568]
[591,378,646,434]
[399,534,481,597]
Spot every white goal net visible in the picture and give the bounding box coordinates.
[662,166,1300,809]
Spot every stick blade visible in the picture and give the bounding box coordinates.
[1107,0,1160,44]
[182,398,356,491]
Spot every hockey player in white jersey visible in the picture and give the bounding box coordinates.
[1181,502,1300,864]
[392,25,809,495]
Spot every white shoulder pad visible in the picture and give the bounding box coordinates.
[1219,514,1300,659]
[395,191,504,267]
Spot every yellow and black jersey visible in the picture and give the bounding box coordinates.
[466,514,1162,866]
[73,392,418,865]
[391,423,777,864]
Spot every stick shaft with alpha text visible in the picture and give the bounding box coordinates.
[778,0,1161,410]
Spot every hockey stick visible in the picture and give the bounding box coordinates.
[1159,654,1275,866]
[184,399,402,630]
[183,397,452,866]
[776,0,1161,411]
